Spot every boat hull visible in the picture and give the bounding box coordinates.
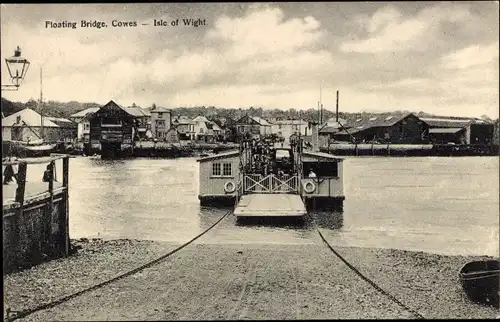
[459,260,500,308]
[3,140,58,157]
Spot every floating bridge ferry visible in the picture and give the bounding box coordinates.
[197,124,345,218]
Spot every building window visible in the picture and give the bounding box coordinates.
[156,120,165,128]
[223,163,232,176]
[200,128,204,134]
[212,163,221,176]
[83,123,90,130]
[212,162,232,176]
[158,113,163,118]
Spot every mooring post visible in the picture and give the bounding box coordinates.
[62,156,70,256]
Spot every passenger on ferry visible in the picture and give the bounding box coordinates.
[308,169,317,178]
[42,164,53,182]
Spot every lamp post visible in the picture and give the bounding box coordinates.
[2,46,30,91]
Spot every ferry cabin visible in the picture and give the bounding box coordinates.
[299,151,344,211]
[197,150,241,206]
[197,147,345,211]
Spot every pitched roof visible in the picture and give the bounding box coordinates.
[251,116,271,126]
[173,116,194,125]
[211,122,222,131]
[69,107,100,118]
[150,106,170,113]
[140,108,151,116]
[419,117,474,127]
[2,108,62,128]
[123,107,147,117]
[46,117,76,128]
[192,115,210,123]
[196,150,239,162]
[345,113,415,129]
[302,151,344,161]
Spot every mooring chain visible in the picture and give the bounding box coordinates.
[5,208,233,322]
[310,215,426,320]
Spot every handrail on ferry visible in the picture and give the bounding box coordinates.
[2,154,71,166]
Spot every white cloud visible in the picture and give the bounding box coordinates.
[441,42,499,69]
[340,4,470,53]
[207,6,324,62]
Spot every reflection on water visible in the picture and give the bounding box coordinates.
[28,156,499,256]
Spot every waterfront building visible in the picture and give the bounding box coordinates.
[88,100,137,157]
[333,113,428,144]
[150,106,172,139]
[2,108,76,143]
[172,115,195,140]
[69,107,100,142]
[419,117,495,145]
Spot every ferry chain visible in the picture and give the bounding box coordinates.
[5,208,233,322]
[310,215,426,320]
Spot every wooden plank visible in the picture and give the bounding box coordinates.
[234,194,306,217]
[63,157,69,256]
[47,161,54,255]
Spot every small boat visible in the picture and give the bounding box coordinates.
[459,260,499,307]
[6,140,58,157]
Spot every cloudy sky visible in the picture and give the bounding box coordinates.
[1,2,498,118]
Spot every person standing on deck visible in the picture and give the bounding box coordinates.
[308,169,316,178]
[3,157,20,185]
[3,163,15,184]
[42,164,53,182]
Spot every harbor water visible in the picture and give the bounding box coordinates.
[18,156,499,257]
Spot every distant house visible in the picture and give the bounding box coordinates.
[333,113,428,144]
[69,107,100,142]
[319,117,348,140]
[123,106,151,140]
[419,117,494,145]
[271,119,308,143]
[211,121,223,140]
[172,115,195,140]
[235,115,272,138]
[2,108,76,143]
[192,115,214,142]
[150,106,172,139]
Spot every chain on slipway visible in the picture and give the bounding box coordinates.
[5,207,233,322]
[308,213,426,320]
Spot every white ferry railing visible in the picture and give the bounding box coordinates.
[243,174,299,194]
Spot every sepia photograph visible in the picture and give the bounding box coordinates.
[1,2,499,320]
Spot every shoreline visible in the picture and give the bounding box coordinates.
[4,238,499,320]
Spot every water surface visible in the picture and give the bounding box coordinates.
[17,156,499,256]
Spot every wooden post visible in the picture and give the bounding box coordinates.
[47,161,55,256]
[15,162,27,205]
[63,157,70,256]
[14,162,27,268]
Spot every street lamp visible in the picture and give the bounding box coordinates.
[2,46,30,91]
